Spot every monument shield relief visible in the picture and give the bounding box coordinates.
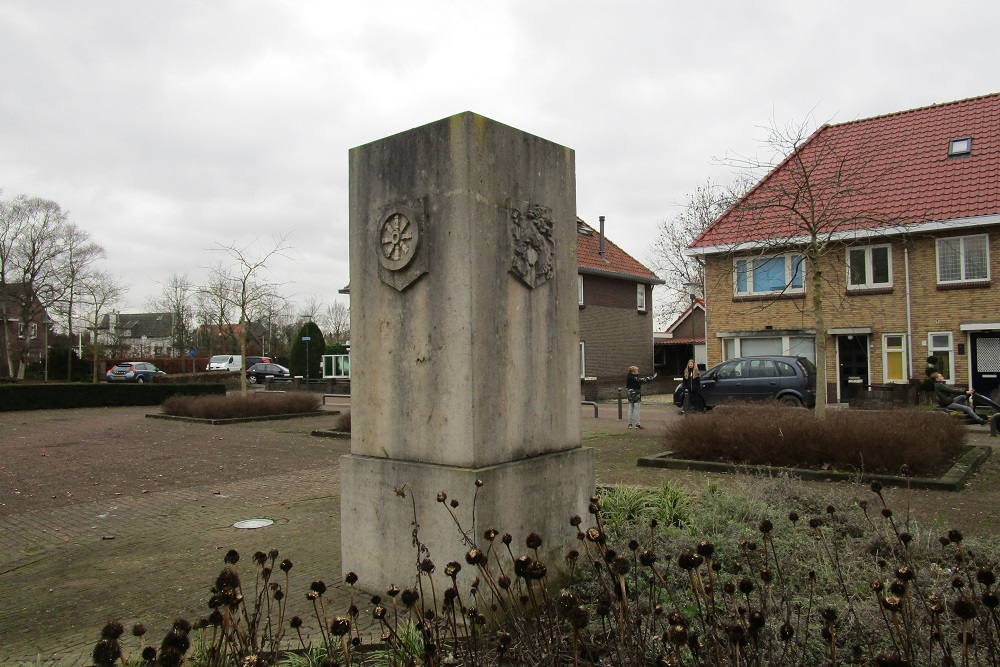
[509,203,554,288]
[375,201,427,291]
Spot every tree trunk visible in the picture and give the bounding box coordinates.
[239,313,248,396]
[810,247,827,420]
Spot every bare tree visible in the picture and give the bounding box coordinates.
[52,223,105,380]
[705,117,913,419]
[323,300,350,345]
[0,195,71,378]
[148,273,196,372]
[202,235,291,394]
[649,179,744,326]
[79,269,126,382]
[195,270,238,356]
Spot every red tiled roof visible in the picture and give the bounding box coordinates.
[692,92,1000,250]
[577,219,662,283]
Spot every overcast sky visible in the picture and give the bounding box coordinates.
[2,1,997,319]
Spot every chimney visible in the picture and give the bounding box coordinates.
[598,215,606,261]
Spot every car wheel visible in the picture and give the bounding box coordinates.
[136,376,145,384]
[777,394,801,407]
[249,375,258,384]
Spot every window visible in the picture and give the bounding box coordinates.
[883,334,907,383]
[721,335,816,365]
[928,332,953,380]
[322,354,351,378]
[949,137,972,157]
[17,323,25,339]
[734,253,805,296]
[937,234,989,283]
[636,284,646,312]
[578,275,584,306]
[579,342,586,379]
[848,245,892,289]
[30,323,38,338]
[746,358,777,378]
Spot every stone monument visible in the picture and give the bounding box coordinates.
[341,112,594,590]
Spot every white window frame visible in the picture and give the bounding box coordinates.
[636,284,646,312]
[936,234,990,284]
[847,244,893,290]
[721,335,816,365]
[928,332,954,381]
[578,274,584,306]
[882,334,908,383]
[579,342,586,379]
[17,322,25,339]
[733,253,806,297]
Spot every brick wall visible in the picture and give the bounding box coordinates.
[702,229,999,391]
[579,274,655,394]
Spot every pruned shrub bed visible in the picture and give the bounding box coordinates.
[668,403,966,475]
[0,382,225,412]
[161,392,321,419]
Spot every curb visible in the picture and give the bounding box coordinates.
[637,445,992,491]
[311,429,351,439]
[145,411,340,425]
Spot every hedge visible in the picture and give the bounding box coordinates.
[0,383,227,412]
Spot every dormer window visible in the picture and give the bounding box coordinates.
[948,137,972,157]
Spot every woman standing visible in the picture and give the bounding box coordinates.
[681,359,700,414]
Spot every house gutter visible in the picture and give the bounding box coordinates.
[905,246,913,380]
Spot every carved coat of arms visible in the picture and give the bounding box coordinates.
[509,203,554,289]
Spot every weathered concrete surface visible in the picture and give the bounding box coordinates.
[347,112,580,468]
[343,112,593,591]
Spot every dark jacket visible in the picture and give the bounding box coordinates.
[934,381,967,407]
[626,373,655,403]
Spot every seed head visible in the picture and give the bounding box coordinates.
[475,478,484,487]
[896,566,915,582]
[738,578,754,595]
[953,599,978,620]
[826,505,835,515]
[569,515,582,527]
[696,540,715,558]
[948,529,964,543]
[502,533,513,545]
[445,562,461,578]
[141,646,157,662]
[450,499,459,508]
[612,555,630,576]
[526,533,543,549]
[419,558,435,573]
[400,588,419,608]
[484,528,499,540]
[280,559,293,572]
[436,491,447,503]
[132,623,146,637]
[898,532,913,545]
[639,550,657,567]
[779,622,794,641]
[983,592,1000,609]
[290,616,303,629]
[310,580,327,596]
[345,571,359,585]
[224,549,240,565]
[92,639,122,667]
[253,551,267,566]
[809,518,823,529]
[978,568,997,588]
[787,511,799,523]
[330,616,352,636]
[101,621,125,640]
[759,519,773,534]
[387,584,400,598]
[870,481,883,495]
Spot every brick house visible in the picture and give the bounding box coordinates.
[687,92,1000,403]
[578,217,664,398]
[0,282,49,376]
[654,298,706,377]
[98,312,176,358]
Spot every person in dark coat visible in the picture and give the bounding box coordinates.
[933,372,988,425]
[626,365,657,429]
[681,358,701,414]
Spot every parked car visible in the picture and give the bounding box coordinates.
[106,361,167,383]
[673,356,817,409]
[246,363,291,384]
[206,354,242,371]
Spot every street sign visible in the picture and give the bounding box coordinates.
[188,347,197,358]
[302,336,311,341]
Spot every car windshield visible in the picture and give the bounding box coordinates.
[210,355,230,363]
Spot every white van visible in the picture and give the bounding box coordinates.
[206,354,243,371]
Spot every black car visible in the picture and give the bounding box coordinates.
[246,363,290,384]
[106,361,167,383]
[674,356,817,409]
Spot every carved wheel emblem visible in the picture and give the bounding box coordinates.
[379,212,419,271]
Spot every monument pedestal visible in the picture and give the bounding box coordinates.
[341,448,594,589]
[343,112,593,593]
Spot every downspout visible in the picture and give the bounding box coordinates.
[905,246,913,381]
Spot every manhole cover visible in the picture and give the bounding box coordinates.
[233,519,274,529]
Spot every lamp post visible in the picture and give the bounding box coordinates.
[683,281,701,367]
[301,314,312,383]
